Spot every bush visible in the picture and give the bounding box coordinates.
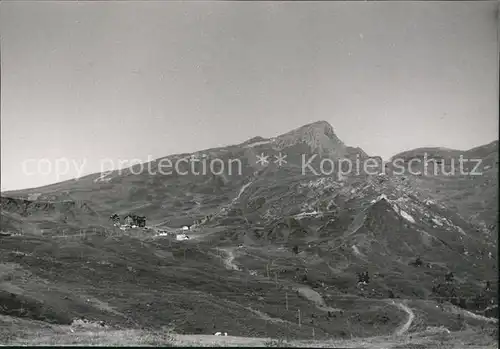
[414,256,423,267]
[139,326,175,346]
[71,318,108,330]
[284,217,301,230]
[251,197,266,210]
[264,338,288,347]
[317,200,329,212]
[357,271,370,284]
[445,272,454,282]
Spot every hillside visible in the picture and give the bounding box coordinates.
[0,121,498,346]
[390,141,498,242]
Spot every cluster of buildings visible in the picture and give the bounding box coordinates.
[109,213,146,228]
[110,213,195,241]
[156,225,192,240]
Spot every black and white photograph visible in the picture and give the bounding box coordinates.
[0,0,498,347]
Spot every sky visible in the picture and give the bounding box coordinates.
[1,1,498,191]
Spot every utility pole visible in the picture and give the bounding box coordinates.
[286,292,288,310]
[286,322,290,343]
[298,309,301,328]
[347,318,353,339]
[312,327,315,339]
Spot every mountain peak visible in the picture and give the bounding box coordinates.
[306,119,333,127]
[294,120,335,134]
[271,120,346,157]
[276,120,335,138]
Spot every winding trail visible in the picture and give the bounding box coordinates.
[218,247,341,313]
[392,301,415,336]
[217,244,417,337]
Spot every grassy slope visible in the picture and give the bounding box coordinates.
[1,315,497,348]
[0,138,497,346]
[0,231,410,340]
[1,226,497,345]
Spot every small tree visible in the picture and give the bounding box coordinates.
[473,293,488,311]
[317,200,328,212]
[357,271,370,284]
[445,272,454,282]
[459,297,467,309]
[292,245,299,254]
[285,217,300,230]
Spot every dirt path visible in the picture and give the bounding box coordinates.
[207,291,295,327]
[234,181,253,203]
[451,306,498,323]
[172,331,482,348]
[392,301,415,336]
[210,180,255,221]
[217,248,341,314]
[214,243,415,337]
[217,247,241,271]
[295,286,341,313]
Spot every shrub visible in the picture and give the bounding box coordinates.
[71,318,108,330]
[139,326,175,346]
[284,217,301,230]
[264,338,288,347]
[445,272,454,282]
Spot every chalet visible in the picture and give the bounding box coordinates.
[122,214,147,228]
[136,215,146,227]
[157,230,170,237]
[124,215,134,226]
[176,233,190,241]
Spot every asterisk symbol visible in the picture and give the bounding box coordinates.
[274,152,287,166]
[256,153,269,166]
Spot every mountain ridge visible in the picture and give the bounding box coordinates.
[1,120,497,236]
[2,120,497,196]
